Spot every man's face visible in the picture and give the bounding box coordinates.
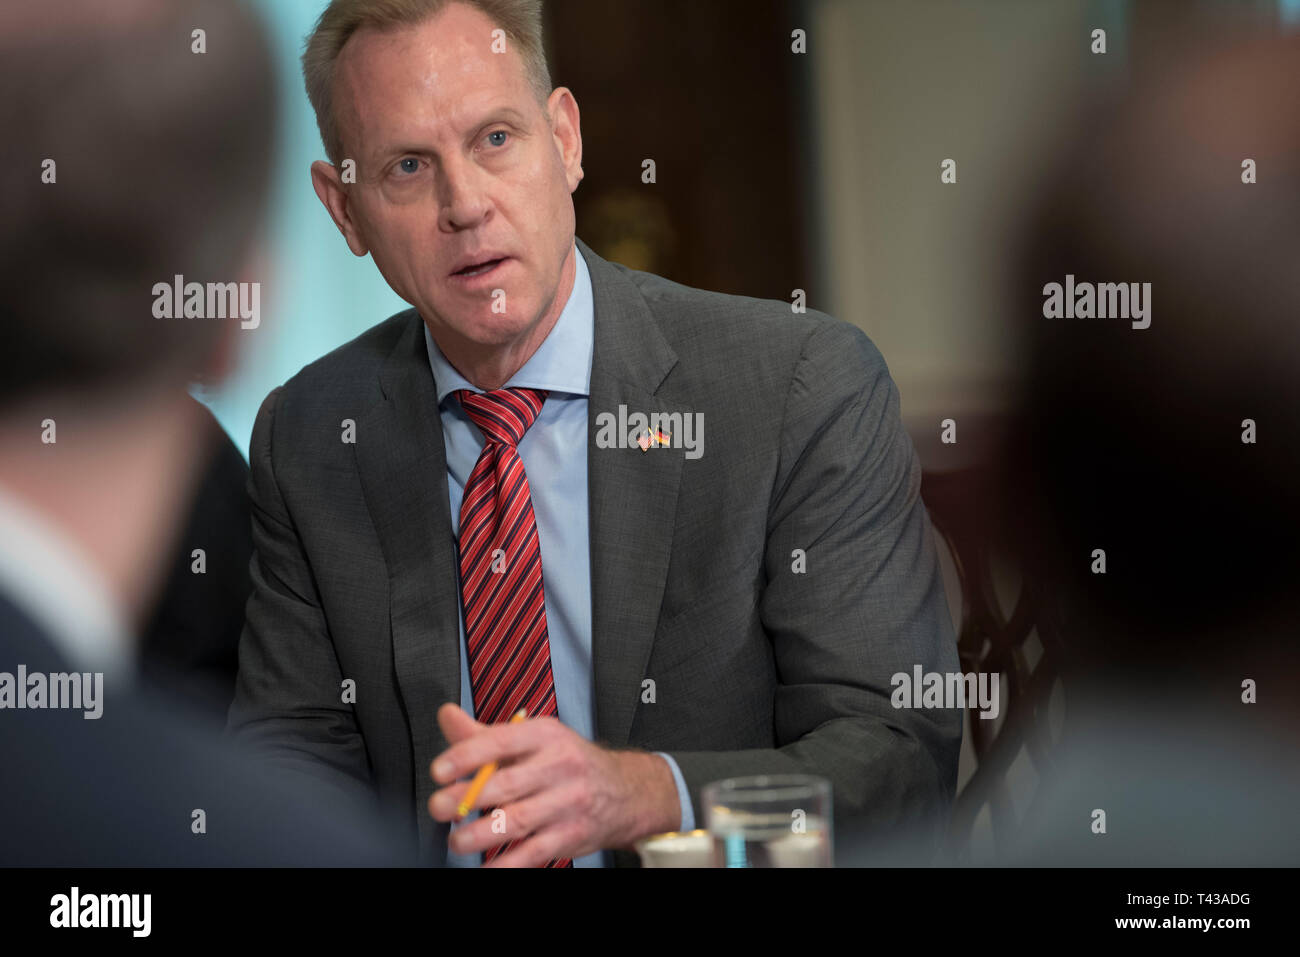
[325,3,582,354]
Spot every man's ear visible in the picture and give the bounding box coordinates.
[311,160,370,256]
[547,87,583,193]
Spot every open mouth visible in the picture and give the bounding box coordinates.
[452,257,508,278]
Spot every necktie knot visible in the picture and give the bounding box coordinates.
[457,387,547,447]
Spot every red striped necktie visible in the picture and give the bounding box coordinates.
[456,387,571,868]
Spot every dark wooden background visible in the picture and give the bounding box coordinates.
[543,0,817,304]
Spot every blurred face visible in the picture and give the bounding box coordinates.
[314,2,583,370]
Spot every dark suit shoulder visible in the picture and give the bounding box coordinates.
[278,308,418,408]
[257,309,419,452]
[608,259,888,399]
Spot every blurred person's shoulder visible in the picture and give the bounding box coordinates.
[1001,694,1300,867]
[126,671,417,866]
[0,594,413,866]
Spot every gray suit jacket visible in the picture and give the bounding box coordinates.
[228,236,962,866]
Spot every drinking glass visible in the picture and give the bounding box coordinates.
[703,774,832,867]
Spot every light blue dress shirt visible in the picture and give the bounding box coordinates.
[425,243,695,868]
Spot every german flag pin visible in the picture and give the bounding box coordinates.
[637,428,671,451]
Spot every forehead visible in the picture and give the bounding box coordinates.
[333,5,533,148]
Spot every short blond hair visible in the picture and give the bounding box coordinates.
[303,0,551,165]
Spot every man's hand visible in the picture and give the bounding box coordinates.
[428,703,681,866]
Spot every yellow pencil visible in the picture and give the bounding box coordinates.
[455,708,528,819]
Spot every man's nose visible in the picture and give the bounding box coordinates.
[438,157,490,231]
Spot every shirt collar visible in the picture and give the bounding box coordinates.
[0,479,133,676]
[424,241,594,403]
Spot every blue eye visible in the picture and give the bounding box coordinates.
[398,157,419,174]
[486,130,508,147]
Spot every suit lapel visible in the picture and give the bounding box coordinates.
[578,238,683,750]
[354,314,461,865]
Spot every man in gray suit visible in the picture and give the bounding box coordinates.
[229,0,961,867]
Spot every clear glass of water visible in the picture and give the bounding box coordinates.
[703,774,833,867]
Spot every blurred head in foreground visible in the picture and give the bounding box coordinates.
[1002,27,1300,694]
[0,0,275,629]
[995,27,1300,864]
[0,0,408,867]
